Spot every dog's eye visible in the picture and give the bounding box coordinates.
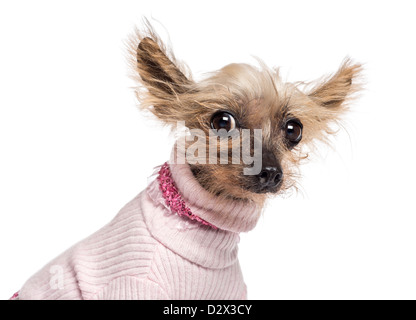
[285,119,303,145]
[211,112,236,132]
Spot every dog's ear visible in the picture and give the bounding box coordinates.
[309,59,362,111]
[128,26,197,125]
[136,37,192,97]
[295,59,362,145]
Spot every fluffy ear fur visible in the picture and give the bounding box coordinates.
[136,37,191,96]
[127,22,196,125]
[288,59,362,147]
[308,59,362,111]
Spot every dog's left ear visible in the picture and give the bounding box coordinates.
[297,59,362,144]
[308,59,362,111]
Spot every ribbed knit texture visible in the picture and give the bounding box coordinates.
[18,156,261,300]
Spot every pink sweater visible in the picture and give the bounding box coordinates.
[17,157,261,300]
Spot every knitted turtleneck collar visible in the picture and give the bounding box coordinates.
[141,147,262,268]
[157,162,217,229]
[166,150,261,233]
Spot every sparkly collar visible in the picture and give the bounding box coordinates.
[148,146,261,233]
[157,162,217,229]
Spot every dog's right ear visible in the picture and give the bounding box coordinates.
[136,36,192,98]
[128,26,197,125]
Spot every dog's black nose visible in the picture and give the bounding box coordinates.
[257,166,283,191]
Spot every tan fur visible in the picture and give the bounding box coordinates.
[128,21,362,205]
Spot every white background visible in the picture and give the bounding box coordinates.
[1,1,415,300]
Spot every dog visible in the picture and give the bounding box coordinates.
[11,22,361,300]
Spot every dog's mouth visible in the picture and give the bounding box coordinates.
[189,164,284,200]
[243,177,283,195]
[254,185,281,194]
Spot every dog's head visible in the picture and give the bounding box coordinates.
[129,24,361,205]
